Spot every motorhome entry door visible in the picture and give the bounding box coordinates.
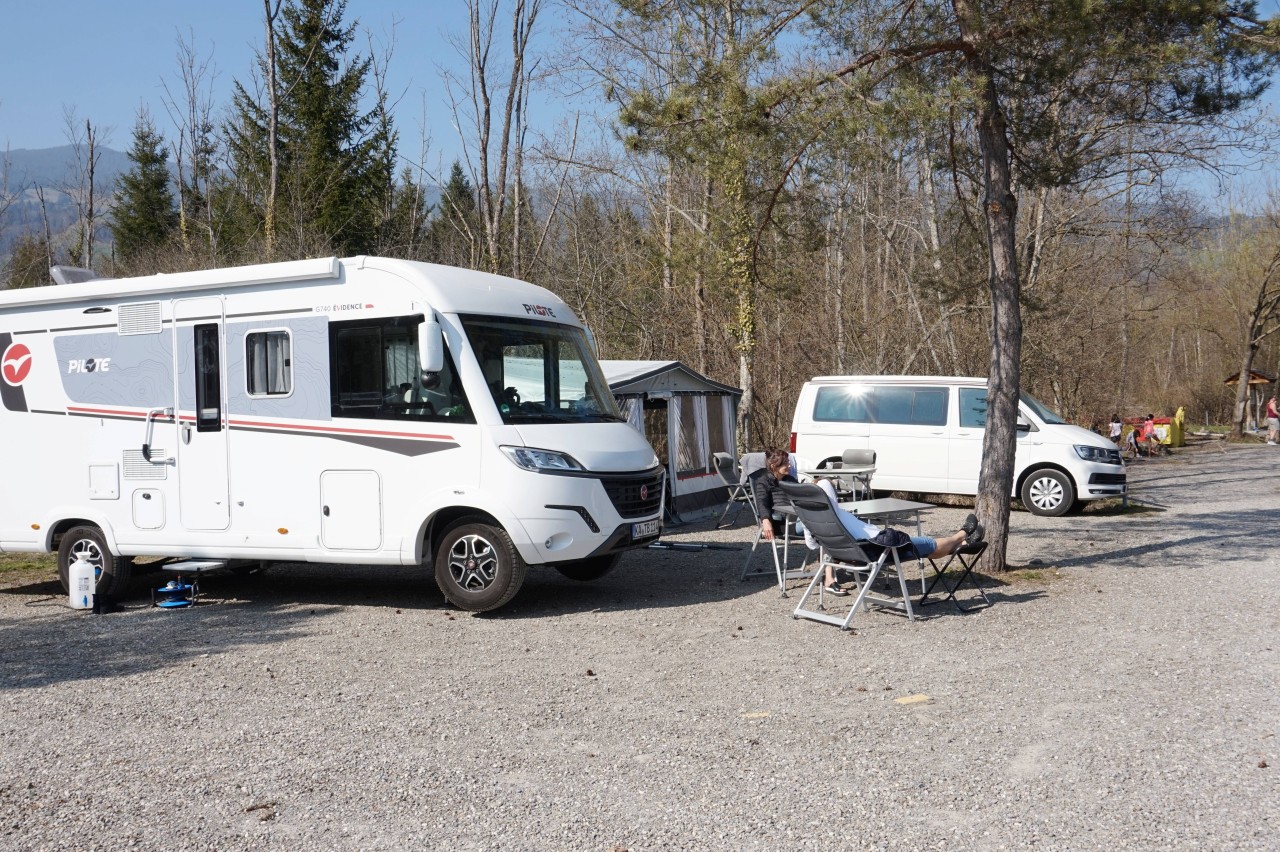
[174,297,230,530]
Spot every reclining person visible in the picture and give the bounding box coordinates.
[805,478,984,596]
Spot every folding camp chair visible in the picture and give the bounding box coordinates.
[713,452,754,528]
[840,449,876,501]
[779,481,916,629]
[919,541,991,613]
[738,453,816,595]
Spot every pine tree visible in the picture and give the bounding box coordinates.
[427,161,480,268]
[109,113,178,263]
[228,0,391,256]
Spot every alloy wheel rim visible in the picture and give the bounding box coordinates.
[448,535,498,591]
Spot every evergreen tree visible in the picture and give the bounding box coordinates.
[228,0,392,256]
[428,162,480,268]
[110,113,178,262]
[3,234,55,289]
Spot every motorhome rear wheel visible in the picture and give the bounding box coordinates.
[57,525,133,597]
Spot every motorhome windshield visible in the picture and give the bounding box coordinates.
[460,315,624,425]
[1020,392,1067,425]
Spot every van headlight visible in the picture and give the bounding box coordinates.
[501,446,585,472]
[1074,445,1112,462]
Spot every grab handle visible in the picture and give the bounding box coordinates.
[142,408,175,464]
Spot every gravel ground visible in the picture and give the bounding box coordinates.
[1,441,1277,850]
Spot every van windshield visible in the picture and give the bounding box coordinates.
[460,315,624,425]
[1021,392,1067,425]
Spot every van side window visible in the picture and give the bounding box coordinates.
[871,386,948,426]
[959,387,988,428]
[245,330,292,396]
[814,386,870,422]
[329,316,473,423]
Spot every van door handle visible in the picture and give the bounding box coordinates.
[323,505,330,516]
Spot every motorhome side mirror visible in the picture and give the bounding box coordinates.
[420,372,441,390]
[418,317,444,373]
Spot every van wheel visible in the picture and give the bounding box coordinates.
[554,553,622,582]
[1020,470,1075,517]
[434,522,528,612]
[57,525,132,597]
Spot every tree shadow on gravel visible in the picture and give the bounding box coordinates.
[0,596,348,692]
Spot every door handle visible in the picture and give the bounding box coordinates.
[323,505,330,516]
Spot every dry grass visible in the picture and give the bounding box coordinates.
[0,552,57,586]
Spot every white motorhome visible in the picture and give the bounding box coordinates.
[790,376,1125,516]
[0,257,664,611]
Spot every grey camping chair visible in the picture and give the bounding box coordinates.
[713,452,754,528]
[779,481,916,629]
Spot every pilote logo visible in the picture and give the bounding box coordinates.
[2,342,33,386]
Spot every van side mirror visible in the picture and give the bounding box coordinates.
[1016,415,1032,432]
[418,316,444,375]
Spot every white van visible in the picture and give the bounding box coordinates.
[0,257,664,611]
[789,376,1125,516]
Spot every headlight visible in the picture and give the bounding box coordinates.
[500,445,585,472]
[1074,444,1112,462]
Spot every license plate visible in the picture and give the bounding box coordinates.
[632,519,661,540]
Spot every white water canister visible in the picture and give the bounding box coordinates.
[68,557,95,610]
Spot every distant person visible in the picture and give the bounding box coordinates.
[1109,414,1123,446]
[1141,414,1161,456]
[1267,394,1279,446]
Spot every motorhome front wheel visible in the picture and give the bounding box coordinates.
[56,525,133,597]
[434,521,528,612]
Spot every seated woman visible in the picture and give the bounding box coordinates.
[806,478,984,596]
[749,448,800,544]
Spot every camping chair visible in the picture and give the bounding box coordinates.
[840,448,876,501]
[738,453,816,595]
[713,452,754,528]
[779,481,916,629]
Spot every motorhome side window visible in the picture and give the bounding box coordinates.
[814,385,947,426]
[328,316,472,423]
[246,330,292,396]
[194,324,222,432]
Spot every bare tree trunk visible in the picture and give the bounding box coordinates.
[84,120,98,268]
[262,0,282,258]
[957,0,1022,572]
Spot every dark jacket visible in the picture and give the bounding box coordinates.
[749,468,796,520]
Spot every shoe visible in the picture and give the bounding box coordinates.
[823,582,850,596]
[966,524,985,547]
[1269,441,1277,445]
[962,513,978,535]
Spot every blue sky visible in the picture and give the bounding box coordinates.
[1,1,1277,207]
[0,0,562,175]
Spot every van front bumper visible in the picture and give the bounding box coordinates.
[1085,471,1127,497]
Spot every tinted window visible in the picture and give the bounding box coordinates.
[814,385,871,422]
[959,387,988,428]
[815,384,946,426]
[193,323,221,432]
[329,316,472,423]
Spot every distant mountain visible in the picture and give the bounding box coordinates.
[3,144,130,190]
[1,145,130,259]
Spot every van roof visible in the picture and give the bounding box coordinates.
[807,375,988,385]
